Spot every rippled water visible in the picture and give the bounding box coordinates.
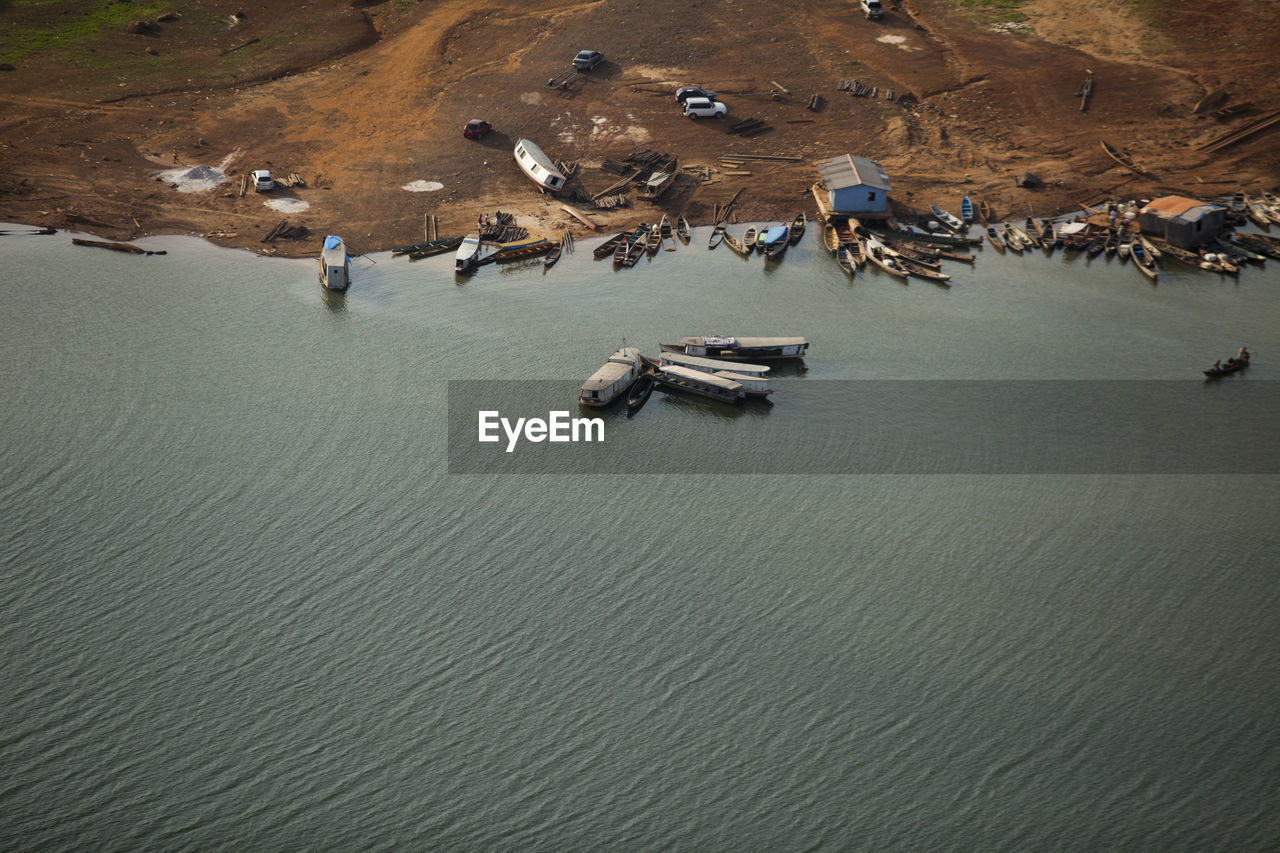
[2,225,1278,850]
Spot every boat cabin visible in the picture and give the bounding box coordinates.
[818,154,891,217]
[513,138,567,192]
[319,235,349,291]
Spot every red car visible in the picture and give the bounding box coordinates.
[463,119,492,140]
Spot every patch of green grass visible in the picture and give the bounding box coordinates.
[951,0,1028,24]
[0,1,173,63]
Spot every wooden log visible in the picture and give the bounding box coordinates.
[218,37,259,56]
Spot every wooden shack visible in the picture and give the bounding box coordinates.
[817,154,891,217]
[1139,196,1225,248]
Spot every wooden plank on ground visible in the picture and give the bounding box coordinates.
[559,204,599,231]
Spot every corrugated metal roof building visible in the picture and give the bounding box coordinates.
[1139,196,1225,248]
[818,154,891,216]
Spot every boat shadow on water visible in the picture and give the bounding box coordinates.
[653,393,774,419]
[321,287,347,312]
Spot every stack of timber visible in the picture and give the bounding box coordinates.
[806,94,824,112]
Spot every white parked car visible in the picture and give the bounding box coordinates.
[683,97,726,119]
[251,169,274,192]
[860,0,884,18]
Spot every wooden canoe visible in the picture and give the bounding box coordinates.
[1101,140,1157,179]
[593,231,628,259]
[986,226,1006,253]
[961,196,974,222]
[707,224,725,249]
[788,212,807,245]
[676,214,692,242]
[742,226,757,253]
[723,229,751,256]
[836,244,857,275]
[823,223,840,253]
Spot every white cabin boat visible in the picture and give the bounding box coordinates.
[454,233,501,274]
[654,365,746,404]
[659,335,809,361]
[319,235,349,291]
[658,352,772,397]
[579,347,644,407]
[513,138,567,192]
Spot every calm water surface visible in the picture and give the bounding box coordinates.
[2,225,1278,850]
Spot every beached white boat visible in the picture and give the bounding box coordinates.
[319,235,350,291]
[659,335,809,361]
[658,352,772,397]
[579,347,645,406]
[513,138,567,192]
[454,233,500,273]
[654,364,746,404]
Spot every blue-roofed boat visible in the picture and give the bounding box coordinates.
[319,235,350,291]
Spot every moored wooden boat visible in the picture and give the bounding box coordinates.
[765,235,789,261]
[723,228,750,256]
[676,214,692,242]
[930,204,964,232]
[977,199,993,223]
[1007,223,1035,250]
[897,255,951,283]
[865,238,910,279]
[836,244,857,275]
[742,226,757,254]
[788,212,807,245]
[1131,242,1158,280]
[394,234,463,256]
[1244,196,1272,229]
[626,372,656,415]
[646,221,663,255]
[406,235,465,260]
[707,223,725,249]
[757,224,788,255]
[847,233,867,268]
[495,238,550,262]
[823,223,840,253]
[986,225,1006,253]
[593,231,628,259]
[961,196,974,222]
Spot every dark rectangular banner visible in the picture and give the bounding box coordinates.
[447,380,1280,475]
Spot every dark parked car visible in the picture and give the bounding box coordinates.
[675,86,717,104]
[463,119,492,139]
[573,50,604,71]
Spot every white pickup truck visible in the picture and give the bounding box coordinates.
[860,0,884,18]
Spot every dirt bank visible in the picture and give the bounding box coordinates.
[1,0,1277,258]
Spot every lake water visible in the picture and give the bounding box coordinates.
[2,224,1278,850]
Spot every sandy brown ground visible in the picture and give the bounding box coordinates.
[1,0,1278,257]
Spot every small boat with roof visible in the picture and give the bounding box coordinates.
[319,235,350,291]
[579,346,645,406]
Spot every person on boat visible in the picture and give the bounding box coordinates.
[1239,347,1250,360]
[1212,360,1222,371]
